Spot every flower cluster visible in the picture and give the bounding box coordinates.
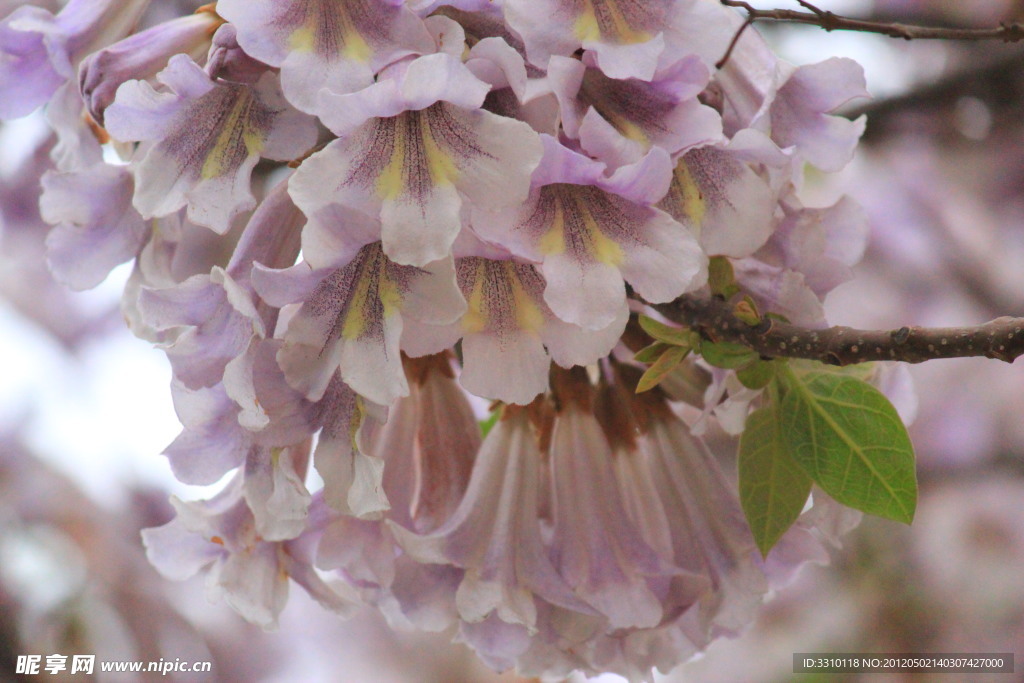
[2,0,872,679]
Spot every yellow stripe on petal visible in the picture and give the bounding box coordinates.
[539,198,567,256]
[588,224,625,266]
[376,122,407,201]
[573,194,625,267]
[575,0,651,45]
[200,93,264,180]
[341,270,376,340]
[377,273,404,318]
[673,161,706,231]
[342,29,371,61]
[289,26,316,52]
[575,5,601,42]
[289,7,371,62]
[510,265,545,333]
[337,5,372,61]
[462,262,490,334]
[348,398,364,447]
[421,122,460,188]
[605,113,648,144]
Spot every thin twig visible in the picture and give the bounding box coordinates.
[656,294,1024,366]
[715,15,756,69]
[717,0,1024,68]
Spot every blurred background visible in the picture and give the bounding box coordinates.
[2,0,1023,681]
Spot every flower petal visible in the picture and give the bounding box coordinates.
[217,0,435,114]
[106,55,317,232]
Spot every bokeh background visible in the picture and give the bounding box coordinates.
[2,1,1023,681]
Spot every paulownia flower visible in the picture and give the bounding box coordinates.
[731,192,868,328]
[640,400,767,636]
[78,10,221,125]
[253,242,466,405]
[403,234,628,404]
[40,163,148,290]
[547,53,721,169]
[136,179,305,390]
[478,136,707,330]
[393,405,595,631]
[547,368,686,630]
[503,0,722,80]
[216,0,435,115]
[105,54,318,233]
[400,354,480,532]
[143,474,359,630]
[657,131,783,258]
[163,339,319,489]
[313,374,390,519]
[139,266,265,390]
[314,357,481,630]
[0,0,150,119]
[757,194,869,298]
[291,51,543,267]
[756,57,869,172]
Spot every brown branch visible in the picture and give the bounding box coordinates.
[656,294,1024,366]
[717,0,1024,67]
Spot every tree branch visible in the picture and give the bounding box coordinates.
[656,294,1024,366]
[717,0,1024,68]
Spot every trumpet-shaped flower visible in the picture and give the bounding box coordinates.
[143,474,359,630]
[78,10,220,125]
[40,163,148,290]
[657,134,781,258]
[548,53,721,169]
[105,54,318,233]
[478,136,707,329]
[291,52,543,267]
[216,0,435,114]
[253,242,465,405]
[403,235,628,403]
[393,406,594,630]
[0,0,150,119]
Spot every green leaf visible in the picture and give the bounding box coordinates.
[779,369,917,523]
[478,410,500,438]
[736,358,777,389]
[699,341,757,369]
[637,315,692,346]
[732,296,761,326]
[636,345,691,393]
[708,256,740,298]
[634,341,672,364]
[791,358,875,382]
[739,404,813,557]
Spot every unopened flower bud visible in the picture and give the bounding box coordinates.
[205,23,271,86]
[0,0,151,119]
[79,11,222,125]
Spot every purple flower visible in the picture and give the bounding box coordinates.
[477,136,707,329]
[216,0,435,115]
[758,58,869,172]
[105,54,318,233]
[291,51,544,267]
[41,163,147,290]
[548,52,722,169]
[393,404,594,630]
[7,0,881,677]
[0,0,150,119]
[403,233,628,404]
[253,243,465,405]
[143,475,359,629]
[78,10,221,125]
